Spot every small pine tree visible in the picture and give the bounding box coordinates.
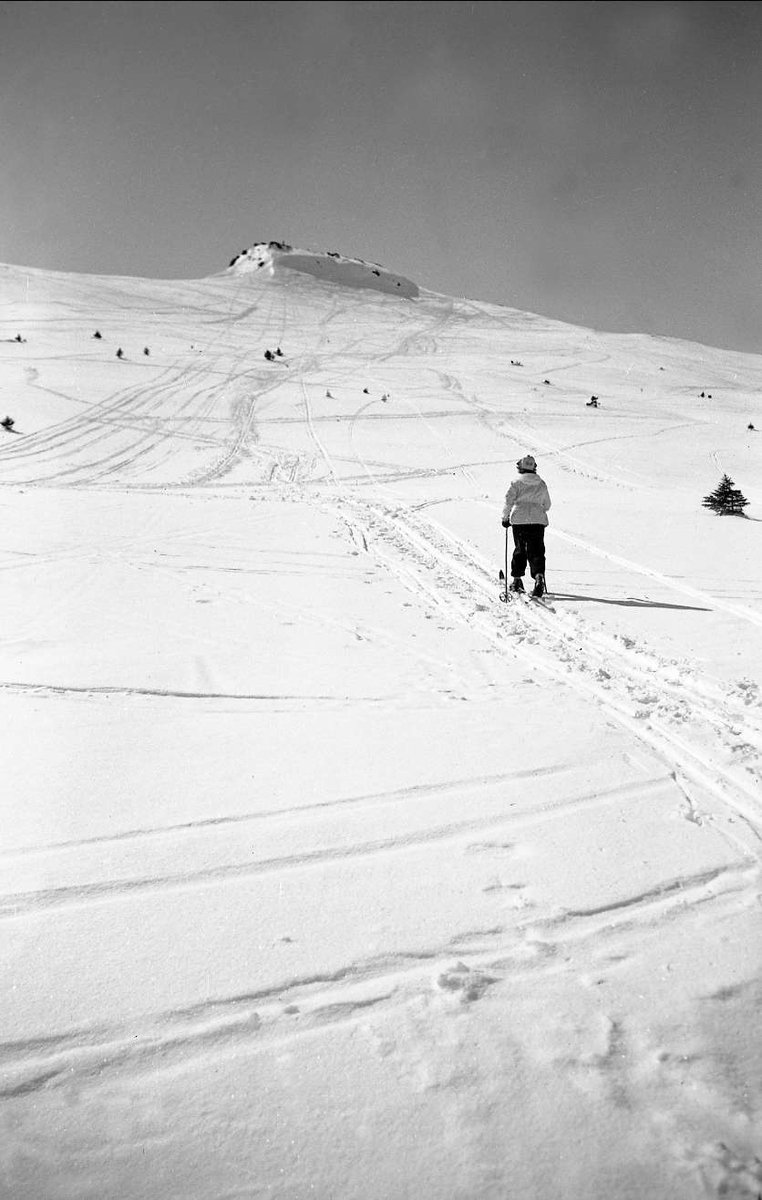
[702,474,749,516]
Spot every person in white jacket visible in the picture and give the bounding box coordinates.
[501,454,551,597]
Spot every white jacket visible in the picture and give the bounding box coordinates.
[502,472,551,526]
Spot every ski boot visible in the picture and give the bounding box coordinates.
[531,574,545,598]
[509,577,525,594]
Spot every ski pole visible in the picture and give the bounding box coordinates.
[499,524,509,601]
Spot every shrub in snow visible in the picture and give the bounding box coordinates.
[702,474,749,516]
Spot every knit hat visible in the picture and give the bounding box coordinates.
[516,455,537,472]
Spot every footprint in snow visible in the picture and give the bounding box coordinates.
[730,741,758,762]
[466,840,517,856]
[732,679,760,706]
[686,1141,762,1199]
[436,962,498,1003]
[483,879,533,909]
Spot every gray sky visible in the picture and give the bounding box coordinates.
[2,1,761,351]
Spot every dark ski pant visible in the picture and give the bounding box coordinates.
[510,524,546,580]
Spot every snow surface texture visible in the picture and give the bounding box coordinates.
[0,246,761,1200]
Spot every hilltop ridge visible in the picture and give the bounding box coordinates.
[225,240,419,299]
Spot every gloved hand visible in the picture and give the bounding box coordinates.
[501,519,510,528]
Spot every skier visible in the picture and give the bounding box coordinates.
[501,454,551,597]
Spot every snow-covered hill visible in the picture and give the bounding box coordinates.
[227,239,420,297]
[1,247,761,1200]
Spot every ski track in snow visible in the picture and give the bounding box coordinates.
[339,496,762,835]
[2,264,762,1198]
[0,770,682,918]
[0,860,755,1099]
[3,279,761,844]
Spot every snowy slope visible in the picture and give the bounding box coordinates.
[0,248,761,1200]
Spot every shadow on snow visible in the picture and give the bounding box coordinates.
[549,592,711,612]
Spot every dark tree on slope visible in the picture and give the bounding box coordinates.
[702,474,749,516]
